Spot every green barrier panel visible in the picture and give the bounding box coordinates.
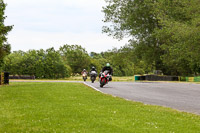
[134,75,140,81]
[194,76,200,82]
[179,76,200,82]
[185,77,200,82]
[186,77,189,82]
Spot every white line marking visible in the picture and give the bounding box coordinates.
[83,82,106,94]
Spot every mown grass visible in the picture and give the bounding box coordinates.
[64,76,134,82]
[11,75,200,83]
[112,76,134,81]
[0,82,200,132]
[21,76,134,82]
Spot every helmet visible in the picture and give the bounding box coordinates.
[83,69,86,71]
[92,66,95,69]
[106,63,110,67]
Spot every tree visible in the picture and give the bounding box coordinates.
[3,51,24,75]
[103,0,163,72]
[99,47,137,76]
[44,47,70,79]
[0,0,13,69]
[103,0,200,76]
[153,0,200,75]
[59,44,91,74]
[3,48,71,79]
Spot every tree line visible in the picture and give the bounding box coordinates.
[1,44,138,78]
[1,0,200,78]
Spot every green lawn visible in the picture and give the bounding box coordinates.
[64,76,135,82]
[0,82,200,132]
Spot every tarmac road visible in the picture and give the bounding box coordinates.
[85,81,200,115]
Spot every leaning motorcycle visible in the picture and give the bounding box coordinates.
[82,72,87,81]
[99,70,110,88]
[90,71,97,83]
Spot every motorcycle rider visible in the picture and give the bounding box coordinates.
[90,66,97,74]
[81,69,88,75]
[99,63,113,81]
[81,69,88,81]
[90,66,97,82]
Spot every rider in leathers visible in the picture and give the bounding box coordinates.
[90,66,97,78]
[81,69,88,75]
[99,63,113,81]
[90,66,97,74]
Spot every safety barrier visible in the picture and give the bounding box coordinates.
[135,75,200,82]
[185,76,200,82]
[194,76,200,82]
[0,72,9,85]
[134,75,179,81]
[9,75,35,79]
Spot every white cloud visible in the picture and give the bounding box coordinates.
[4,0,129,53]
[7,30,129,53]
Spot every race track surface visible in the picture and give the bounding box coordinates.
[85,81,200,115]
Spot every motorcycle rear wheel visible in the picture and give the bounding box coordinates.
[91,77,95,83]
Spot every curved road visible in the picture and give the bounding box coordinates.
[85,81,200,115]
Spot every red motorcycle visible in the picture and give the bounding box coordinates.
[99,70,110,88]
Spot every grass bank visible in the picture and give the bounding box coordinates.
[0,82,199,132]
[64,76,134,82]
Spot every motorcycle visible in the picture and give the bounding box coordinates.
[90,71,97,83]
[99,70,110,88]
[82,72,87,81]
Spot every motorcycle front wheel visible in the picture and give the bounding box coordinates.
[100,79,106,88]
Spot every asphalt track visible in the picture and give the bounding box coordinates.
[11,80,200,115]
[85,81,200,115]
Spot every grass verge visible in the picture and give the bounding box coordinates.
[56,76,135,82]
[10,76,135,82]
[0,82,200,132]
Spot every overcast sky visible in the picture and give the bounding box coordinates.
[4,0,129,53]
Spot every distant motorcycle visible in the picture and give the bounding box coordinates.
[90,71,97,83]
[99,70,110,87]
[82,72,87,81]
